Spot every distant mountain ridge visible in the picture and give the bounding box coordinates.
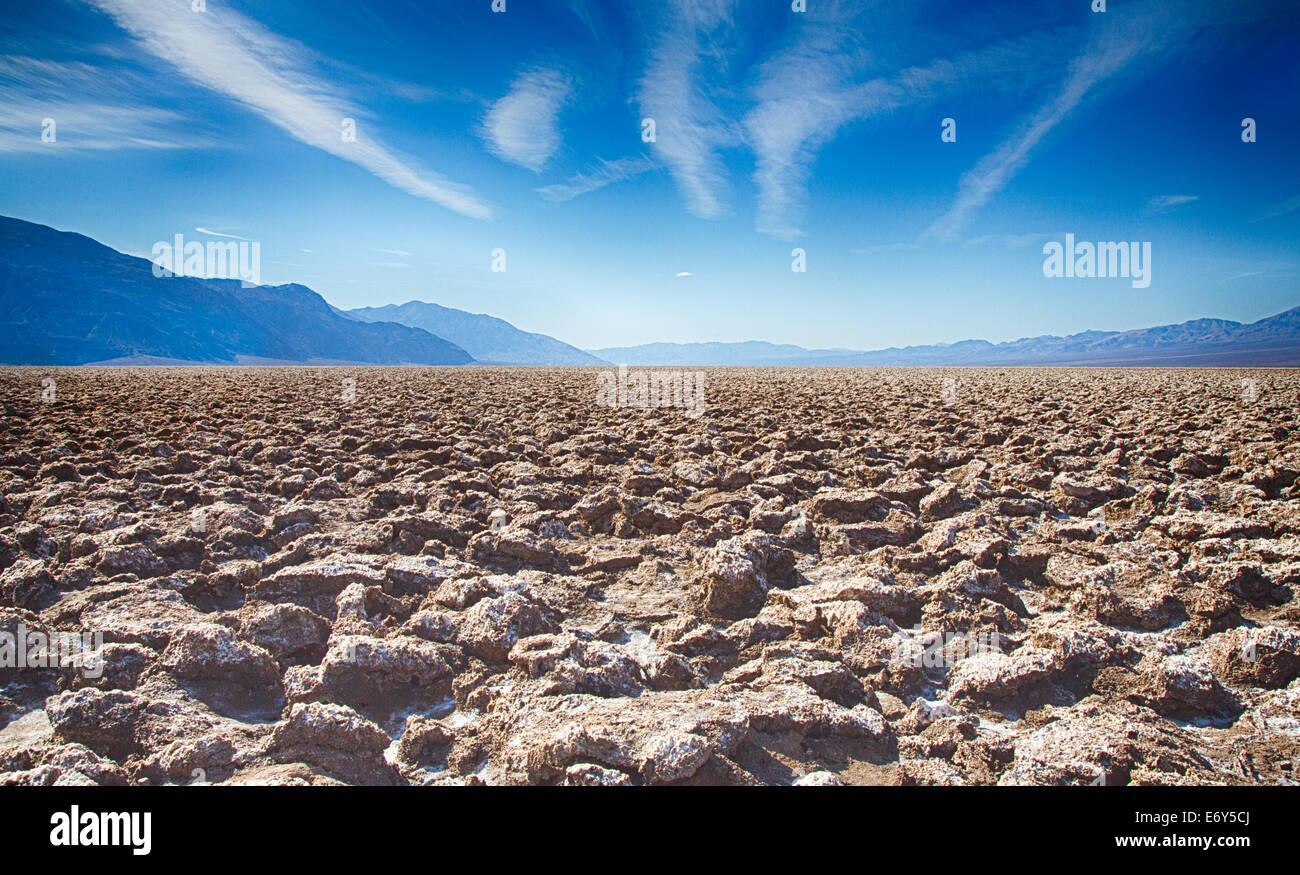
[3,215,1296,369]
[590,308,1300,367]
[346,300,605,365]
[588,340,859,366]
[0,216,472,366]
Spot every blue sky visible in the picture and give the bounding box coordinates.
[1,0,1298,350]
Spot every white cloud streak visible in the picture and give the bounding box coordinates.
[745,10,1076,239]
[918,0,1267,243]
[921,38,1145,244]
[851,242,921,255]
[535,154,659,202]
[195,227,251,240]
[749,0,1282,242]
[481,67,573,172]
[637,0,740,220]
[1251,193,1300,223]
[0,55,216,153]
[962,232,1056,248]
[744,5,870,240]
[1145,194,1200,214]
[84,0,492,220]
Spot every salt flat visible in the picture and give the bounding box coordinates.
[1,366,1297,785]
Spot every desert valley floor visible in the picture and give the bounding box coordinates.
[1,366,1299,786]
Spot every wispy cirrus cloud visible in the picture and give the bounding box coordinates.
[195,227,251,240]
[922,35,1146,244]
[1218,260,1298,282]
[962,232,1056,248]
[1250,193,1300,223]
[0,100,203,153]
[745,7,1075,240]
[1146,194,1199,214]
[921,0,1282,244]
[84,0,493,220]
[481,67,573,172]
[535,154,659,203]
[637,0,740,220]
[743,2,875,240]
[851,242,921,255]
[0,55,216,152]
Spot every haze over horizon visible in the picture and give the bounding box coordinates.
[2,0,1298,351]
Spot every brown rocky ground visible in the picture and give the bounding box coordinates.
[1,366,1298,786]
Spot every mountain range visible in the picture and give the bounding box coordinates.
[590,310,1300,367]
[0,216,470,366]
[344,301,602,365]
[1,215,1297,368]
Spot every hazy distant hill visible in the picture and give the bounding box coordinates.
[0,216,472,366]
[588,340,858,366]
[347,300,606,365]
[590,309,1300,367]
[5,214,1296,369]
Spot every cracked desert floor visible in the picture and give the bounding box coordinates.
[2,366,1299,786]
